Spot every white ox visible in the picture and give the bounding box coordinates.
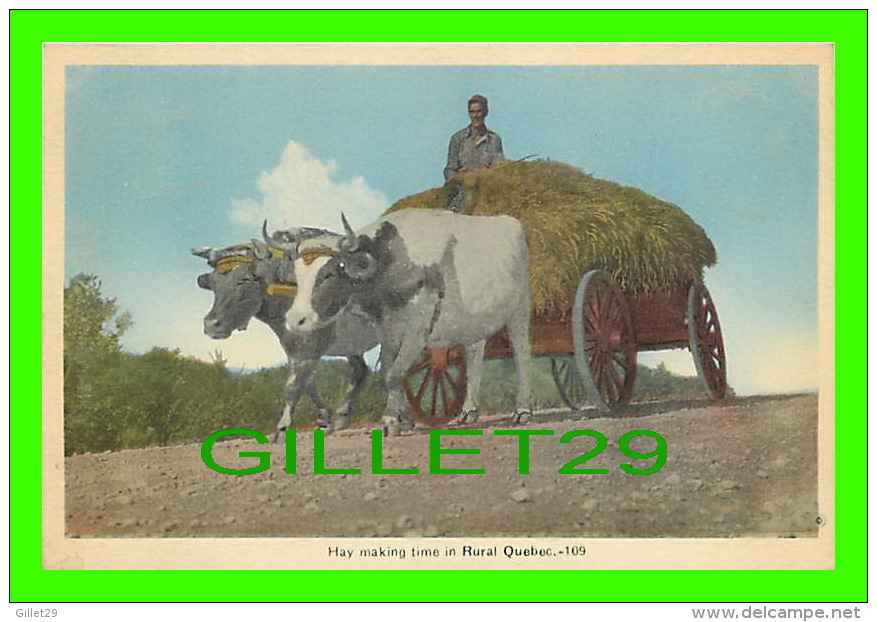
[268,209,532,436]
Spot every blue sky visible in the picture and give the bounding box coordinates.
[65,64,821,395]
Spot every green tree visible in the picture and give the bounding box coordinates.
[63,274,133,454]
[63,274,131,393]
[63,274,131,354]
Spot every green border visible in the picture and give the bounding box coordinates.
[13,9,866,603]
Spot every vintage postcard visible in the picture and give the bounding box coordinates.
[43,43,834,570]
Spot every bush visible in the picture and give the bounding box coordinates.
[63,274,705,455]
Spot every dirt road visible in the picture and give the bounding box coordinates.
[65,393,819,538]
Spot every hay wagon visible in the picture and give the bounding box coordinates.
[402,270,727,424]
[391,160,727,424]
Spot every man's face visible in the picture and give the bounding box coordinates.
[468,102,486,129]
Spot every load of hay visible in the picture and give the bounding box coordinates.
[385,160,717,320]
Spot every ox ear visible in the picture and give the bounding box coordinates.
[341,251,378,281]
[250,238,271,260]
[197,273,213,290]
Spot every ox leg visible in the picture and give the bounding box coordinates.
[334,354,368,430]
[274,359,323,441]
[507,310,533,425]
[305,376,334,432]
[380,334,426,437]
[455,340,485,425]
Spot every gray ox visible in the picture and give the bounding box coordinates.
[192,227,379,437]
[267,209,532,436]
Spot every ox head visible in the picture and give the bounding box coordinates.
[270,213,380,334]
[192,244,273,339]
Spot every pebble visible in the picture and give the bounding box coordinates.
[304,501,319,512]
[364,492,378,502]
[511,489,532,503]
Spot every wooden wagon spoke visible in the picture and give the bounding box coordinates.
[598,287,613,323]
[687,284,728,400]
[611,350,635,371]
[607,294,624,325]
[429,371,441,417]
[438,372,451,409]
[408,355,433,374]
[452,372,468,397]
[414,368,432,402]
[607,362,623,399]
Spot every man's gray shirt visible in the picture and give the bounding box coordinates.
[443,126,505,181]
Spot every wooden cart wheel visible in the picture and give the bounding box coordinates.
[550,357,588,410]
[572,270,638,413]
[402,347,467,425]
[687,283,728,399]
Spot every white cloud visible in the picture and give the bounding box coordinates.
[229,141,389,235]
[131,142,390,371]
[121,277,289,370]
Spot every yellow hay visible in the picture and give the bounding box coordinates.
[386,160,717,319]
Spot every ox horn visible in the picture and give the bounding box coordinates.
[262,219,297,253]
[339,213,360,252]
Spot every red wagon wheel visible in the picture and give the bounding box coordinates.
[687,283,728,399]
[550,358,588,410]
[572,270,638,413]
[402,347,467,425]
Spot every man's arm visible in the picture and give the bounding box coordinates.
[488,132,505,166]
[443,131,462,181]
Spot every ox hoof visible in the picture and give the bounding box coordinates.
[382,416,400,438]
[316,419,334,435]
[382,415,413,437]
[511,410,532,425]
[316,410,333,430]
[454,409,479,425]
